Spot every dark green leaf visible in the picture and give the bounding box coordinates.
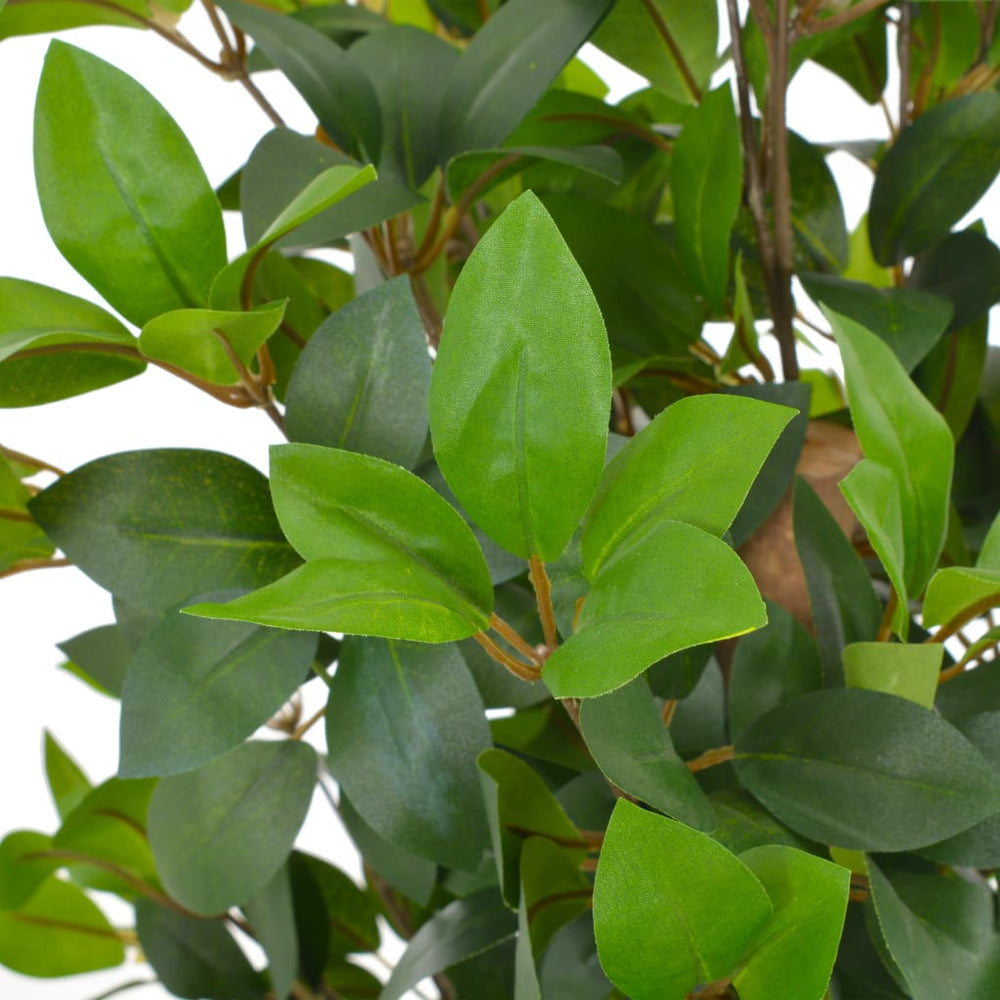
[582,394,794,576]
[709,789,813,856]
[148,740,317,915]
[728,601,822,742]
[671,84,741,310]
[325,638,491,871]
[734,688,1000,851]
[220,0,381,161]
[787,129,848,272]
[842,641,943,709]
[593,800,772,1000]
[119,599,317,777]
[135,900,263,1000]
[0,877,124,977]
[34,42,226,325]
[29,449,299,611]
[429,190,611,561]
[438,0,615,161]
[285,278,431,469]
[0,278,144,406]
[580,677,715,829]
[869,92,1000,265]
[57,624,132,698]
[793,477,881,686]
[243,865,296,1000]
[379,889,518,1000]
[546,521,766,698]
[810,10,887,104]
[519,836,591,959]
[538,914,612,1000]
[43,730,91,821]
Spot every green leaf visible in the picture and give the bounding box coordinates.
[734,688,1000,851]
[733,846,850,1000]
[438,0,614,161]
[429,190,611,561]
[793,477,881,686]
[34,42,226,326]
[135,900,263,1000]
[0,456,50,566]
[0,831,59,911]
[709,789,813,856]
[801,273,951,372]
[148,740,317,915]
[57,624,132,698]
[0,0,150,39]
[0,278,144,406]
[43,731,91,821]
[243,868,296,1000]
[671,84,741,311]
[593,800,772,1000]
[380,889,517,1000]
[0,877,124,977]
[348,25,458,188]
[139,303,285,385]
[582,394,794,576]
[538,914,612,1000]
[579,677,715,830]
[843,642,943,709]
[519,836,591,959]
[29,449,299,611]
[220,0,381,162]
[285,278,431,469]
[546,520,766,697]
[728,601,822,742]
[119,601,318,777]
[840,458,908,638]
[592,0,717,104]
[869,92,1000,265]
[325,638,491,871]
[923,565,1000,628]
[788,129,849,272]
[833,306,954,593]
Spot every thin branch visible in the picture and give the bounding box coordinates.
[876,590,899,642]
[490,613,543,665]
[0,444,65,477]
[291,704,325,740]
[0,556,71,580]
[411,178,447,267]
[638,0,702,101]
[798,0,890,37]
[0,508,34,523]
[472,631,541,682]
[528,555,559,650]
[686,745,735,773]
[926,591,1000,646]
[899,1,913,129]
[85,980,159,1000]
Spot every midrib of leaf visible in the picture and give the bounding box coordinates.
[119,526,290,550]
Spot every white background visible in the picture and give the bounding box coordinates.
[1,2,997,998]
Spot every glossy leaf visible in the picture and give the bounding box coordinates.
[34,42,226,325]
[379,889,518,1000]
[582,394,793,576]
[734,688,1000,851]
[924,566,1000,629]
[29,449,299,612]
[139,303,285,386]
[135,900,263,1000]
[438,0,614,160]
[220,0,381,162]
[148,740,317,915]
[869,92,1000,265]
[733,846,850,1000]
[429,190,611,561]
[843,642,943,709]
[546,520,766,697]
[57,624,131,698]
[593,800,772,1000]
[671,84,741,311]
[579,677,715,830]
[0,877,124,977]
[119,601,318,777]
[0,278,144,406]
[285,278,431,469]
[325,638,491,871]
[728,601,822,742]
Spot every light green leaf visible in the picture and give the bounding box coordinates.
[581,394,794,577]
[734,688,1000,851]
[429,190,611,561]
[139,303,285,385]
[325,638,491,871]
[579,677,715,830]
[545,520,766,698]
[285,279,431,469]
[43,730,91,821]
[519,836,591,960]
[923,566,1000,629]
[671,84,742,311]
[831,307,953,594]
[0,877,124,977]
[843,642,943,709]
[869,92,1000,265]
[119,601,318,777]
[593,800,772,1000]
[0,0,150,39]
[29,449,299,612]
[34,42,226,326]
[840,458,908,639]
[0,832,59,911]
[733,846,850,1000]
[148,740,317,915]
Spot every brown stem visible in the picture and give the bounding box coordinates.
[409,273,444,349]
[638,0,702,101]
[411,178,448,266]
[0,444,65,477]
[899,1,913,129]
[926,591,1000,646]
[85,979,159,1000]
[799,0,890,37]
[0,556,71,580]
[980,0,1000,61]
[686,744,735,773]
[528,555,559,649]
[746,0,774,45]
[490,613,543,665]
[526,887,594,923]
[661,698,678,726]
[291,705,325,740]
[472,631,541,682]
[0,508,34,523]
[876,590,899,642]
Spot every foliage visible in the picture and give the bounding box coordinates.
[1,0,1000,998]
